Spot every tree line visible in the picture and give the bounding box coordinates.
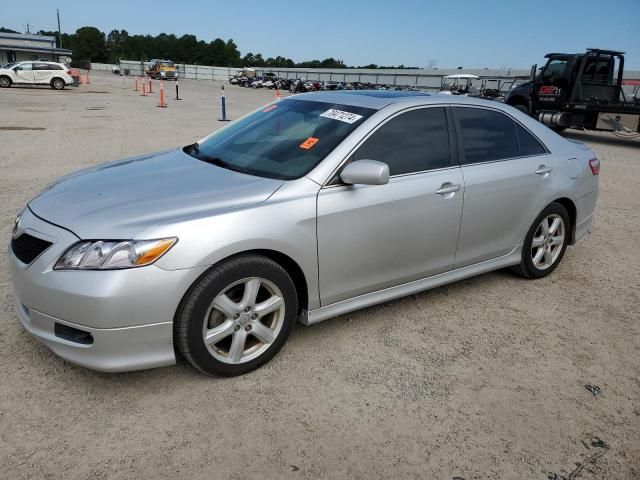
[1,26,417,69]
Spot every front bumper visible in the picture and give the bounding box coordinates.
[9,207,208,372]
[15,303,175,372]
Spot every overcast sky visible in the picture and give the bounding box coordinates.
[3,0,639,69]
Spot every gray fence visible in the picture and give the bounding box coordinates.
[94,61,640,94]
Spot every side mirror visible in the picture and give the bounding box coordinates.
[340,160,389,186]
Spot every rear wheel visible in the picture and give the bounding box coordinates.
[513,203,570,279]
[0,76,11,88]
[50,78,65,90]
[176,255,298,376]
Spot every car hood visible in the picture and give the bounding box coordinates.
[29,148,284,239]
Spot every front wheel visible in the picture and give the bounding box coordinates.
[513,203,570,279]
[51,78,65,90]
[176,255,298,376]
[0,76,12,88]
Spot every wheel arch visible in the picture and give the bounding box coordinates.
[552,197,577,244]
[50,76,66,87]
[174,249,309,322]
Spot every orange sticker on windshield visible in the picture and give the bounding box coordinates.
[299,137,319,150]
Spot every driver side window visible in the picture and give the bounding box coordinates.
[351,107,451,176]
[542,60,567,80]
[15,63,33,71]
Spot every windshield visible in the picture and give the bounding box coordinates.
[186,99,375,180]
[160,62,174,67]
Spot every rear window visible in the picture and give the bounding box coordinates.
[187,99,375,180]
[515,123,546,156]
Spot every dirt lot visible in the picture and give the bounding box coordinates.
[0,73,638,480]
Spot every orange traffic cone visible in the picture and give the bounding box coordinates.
[148,78,153,93]
[134,77,139,91]
[157,81,167,107]
[141,78,146,96]
[85,69,90,84]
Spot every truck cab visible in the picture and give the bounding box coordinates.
[505,49,639,134]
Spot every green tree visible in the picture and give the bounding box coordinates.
[71,26,107,64]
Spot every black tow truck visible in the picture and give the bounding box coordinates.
[505,48,640,136]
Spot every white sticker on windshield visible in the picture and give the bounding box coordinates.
[320,109,363,124]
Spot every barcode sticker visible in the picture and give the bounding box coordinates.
[320,109,363,124]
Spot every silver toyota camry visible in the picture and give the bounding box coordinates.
[9,91,599,376]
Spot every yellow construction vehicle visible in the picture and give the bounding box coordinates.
[145,59,178,80]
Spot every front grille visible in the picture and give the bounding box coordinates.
[11,233,53,264]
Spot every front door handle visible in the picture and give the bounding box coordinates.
[535,165,553,175]
[435,183,461,195]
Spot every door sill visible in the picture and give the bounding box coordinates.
[301,246,521,326]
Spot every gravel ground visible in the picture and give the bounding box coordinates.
[0,73,638,480]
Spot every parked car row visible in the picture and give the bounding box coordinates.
[229,73,422,93]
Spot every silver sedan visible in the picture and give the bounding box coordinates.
[9,91,599,376]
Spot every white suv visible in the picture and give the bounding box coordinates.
[0,61,73,90]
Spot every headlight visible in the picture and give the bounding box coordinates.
[12,211,23,238]
[54,238,177,270]
[160,71,166,76]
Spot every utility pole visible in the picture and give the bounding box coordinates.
[56,9,62,48]
[25,23,31,34]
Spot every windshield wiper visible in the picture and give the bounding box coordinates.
[184,143,262,177]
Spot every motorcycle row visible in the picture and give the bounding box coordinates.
[228,73,422,93]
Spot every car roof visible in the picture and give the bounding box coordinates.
[288,90,500,110]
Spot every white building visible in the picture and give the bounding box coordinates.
[0,32,72,65]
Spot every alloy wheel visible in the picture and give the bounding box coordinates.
[202,277,286,364]
[531,214,565,270]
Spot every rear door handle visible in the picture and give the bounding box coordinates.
[535,165,553,175]
[436,183,461,195]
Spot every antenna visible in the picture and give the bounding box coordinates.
[57,9,63,48]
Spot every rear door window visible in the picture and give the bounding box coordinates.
[33,63,52,71]
[453,107,519,164]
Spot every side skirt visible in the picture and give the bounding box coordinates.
[300,246,522,326]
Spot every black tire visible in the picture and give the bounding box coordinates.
[176,255,298,377]
[513,202,570,279]
[0,75,12,88]
[50,78,65,90]
[512,104,530,115]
